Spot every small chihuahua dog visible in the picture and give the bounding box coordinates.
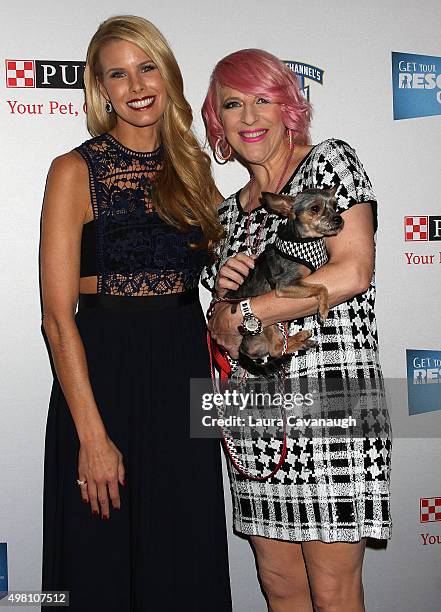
[226,186,344,368]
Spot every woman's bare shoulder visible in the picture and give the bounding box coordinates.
[43,148,91,224]
[48,149,88,181]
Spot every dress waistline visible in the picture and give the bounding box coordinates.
[78,288,199,312]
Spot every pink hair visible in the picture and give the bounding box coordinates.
[202,48,312,160]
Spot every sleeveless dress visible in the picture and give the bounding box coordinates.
[202,138,392,543]
[41,133,232,611]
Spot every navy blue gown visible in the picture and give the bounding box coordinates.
[41,133,232,611]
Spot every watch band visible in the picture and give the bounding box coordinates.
[239,299,262,336]
[240,299,253,319]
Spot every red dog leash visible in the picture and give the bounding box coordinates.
[206,298,288,481]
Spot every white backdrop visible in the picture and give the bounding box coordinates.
[1,1,440,610]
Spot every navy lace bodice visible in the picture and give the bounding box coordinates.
[76,133,205,295]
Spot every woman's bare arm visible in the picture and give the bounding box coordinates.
[41,152,107,443]
[251,203,375,324]
[41,152,124,517]
[208,203,375,358]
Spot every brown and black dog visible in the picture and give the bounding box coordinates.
[226,187,344,369]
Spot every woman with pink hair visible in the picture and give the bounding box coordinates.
[202,49,391,612]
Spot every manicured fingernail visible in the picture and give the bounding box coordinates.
[102,514,109,520]
[122,479,126,486]
[114,506,120,511]
[82,498,88,504]
[92,510,99,516]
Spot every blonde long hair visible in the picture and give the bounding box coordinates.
[83,15,222,247]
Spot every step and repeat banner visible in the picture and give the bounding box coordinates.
[0,1,440,610]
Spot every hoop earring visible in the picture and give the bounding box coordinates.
[214,138,232,164]
[105,100,113,113]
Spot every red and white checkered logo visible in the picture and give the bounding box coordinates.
[5,59,35,88]
[405,216,429,241]
[420,497,441,523]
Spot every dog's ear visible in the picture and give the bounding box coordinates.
[260,192,296,218]
[327,185,338,199]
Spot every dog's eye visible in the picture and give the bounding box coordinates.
[310,205,320,214]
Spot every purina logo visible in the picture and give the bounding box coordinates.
[420,498,441,546]
[420,497,441,523]
[5,59,85,89]
[284,61,324,101]
[392,51,441,120]
[404,216,441,241]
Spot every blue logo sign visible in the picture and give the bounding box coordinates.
[0,543,8,599]
[392,52,441,120]
[406,349,441,415]
[284,61,324,101]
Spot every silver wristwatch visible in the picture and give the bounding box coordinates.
[238,299,262,336]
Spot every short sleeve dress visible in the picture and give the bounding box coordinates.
[201,138,392,543]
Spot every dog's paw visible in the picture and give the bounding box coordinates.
[317,307,329,325]
[298,330,317,350]
[303,338,317,349]
[286,330,316,353]
[297,330,312,340]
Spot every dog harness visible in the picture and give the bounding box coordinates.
[272,235,329,272]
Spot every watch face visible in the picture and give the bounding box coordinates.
[244,315,260,333]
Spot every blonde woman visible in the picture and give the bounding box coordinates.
[40,16,231,611]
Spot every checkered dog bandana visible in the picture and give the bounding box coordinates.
[273,235,329,271]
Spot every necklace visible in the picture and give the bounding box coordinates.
[245,145,296,255]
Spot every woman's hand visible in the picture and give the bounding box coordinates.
[215,252,256,297]
[208,302,243,359]
[77,435,126,519]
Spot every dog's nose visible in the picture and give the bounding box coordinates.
[333,215,343,227]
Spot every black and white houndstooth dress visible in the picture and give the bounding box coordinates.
[202,139,392,543]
